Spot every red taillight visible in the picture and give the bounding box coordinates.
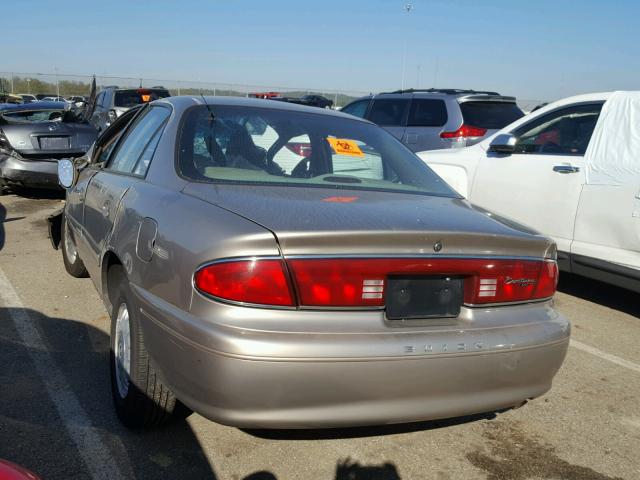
[288,258,558,307]
[285,142,312,157]
[194,257,558,308]
[440,124,487,139]
[194,259,295,306]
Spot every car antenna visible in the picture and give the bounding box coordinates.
[200,92,215,121]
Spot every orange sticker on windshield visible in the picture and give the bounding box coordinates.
[326,138,364,157]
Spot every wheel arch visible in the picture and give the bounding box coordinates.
[102,249,124,313]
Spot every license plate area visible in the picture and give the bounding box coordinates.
[386,276,463,320]
[39,136,70,149]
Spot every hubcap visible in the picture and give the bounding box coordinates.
[114,303,131,398]
[64,222,78,263]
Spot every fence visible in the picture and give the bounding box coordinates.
[0,71,371,108]
[0,71,546,111]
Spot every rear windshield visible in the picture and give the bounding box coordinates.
[459,101,524,129]
[114,89,170,108]
[178,105,457,197]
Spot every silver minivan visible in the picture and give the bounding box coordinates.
[341,89,524,152]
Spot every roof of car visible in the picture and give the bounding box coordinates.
[155,95,371,122]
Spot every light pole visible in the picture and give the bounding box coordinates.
[26,78,31,94]
[400,2,413,91]
[55,67,60,97]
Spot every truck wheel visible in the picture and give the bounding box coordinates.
[108,265,189,428]
[61,217,88,278]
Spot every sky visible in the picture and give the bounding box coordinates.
[4,0,639,102]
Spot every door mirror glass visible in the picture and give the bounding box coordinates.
[488,133,517,154]
[57,159,77,188]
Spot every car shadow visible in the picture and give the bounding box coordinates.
[0,307,218,480]
[244,410,501,441]
[558,272,640,318]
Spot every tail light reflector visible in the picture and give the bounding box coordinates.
[194,259,295,306]
[440,124,487,139]
[194,257,558,308]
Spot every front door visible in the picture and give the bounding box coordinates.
[470,102,603,254]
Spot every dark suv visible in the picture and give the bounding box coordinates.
[89,86,171,132]
[341,89,524,152]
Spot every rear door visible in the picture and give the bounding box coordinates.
[365,97,409,141]
[82,105,171,278]
[470,102,603,255]
[403,97,448,152]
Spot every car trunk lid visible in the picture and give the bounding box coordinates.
[183,183,552,259]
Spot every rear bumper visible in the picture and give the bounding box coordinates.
[0,155,60,189]
[134,286,570,429]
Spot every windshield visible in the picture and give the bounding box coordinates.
[178,105,457,197]
[459,101,524,129]
[114,89,170,108]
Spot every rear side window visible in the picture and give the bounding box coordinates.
[368,98,409,126]
[108,106,171,174]
[459,101,524,129]
[114,89,171,108]
[341,99,370,119]
[407,99,448,127]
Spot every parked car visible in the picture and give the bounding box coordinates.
[41,96,67,102]
[0,101,97,193]
[18,94,38,103]
[89,86,171,133]
[276,94,334,109]
[35,94,56,100]
[51,96,568,429]
[341,89,524,152]
[419,91,640,292]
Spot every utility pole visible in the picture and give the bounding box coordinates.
[55,67,60,97]
[400,2,413,90]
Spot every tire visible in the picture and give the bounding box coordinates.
[108,265,189,428]
[0,177,7,196]
[61,217,88,278]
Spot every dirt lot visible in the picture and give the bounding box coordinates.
[1,191,639,480]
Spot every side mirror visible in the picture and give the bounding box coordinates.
[488,133,517,154]
[107,109,117,122]
[57,159,77,189]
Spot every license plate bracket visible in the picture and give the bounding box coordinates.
[386,276,463,320]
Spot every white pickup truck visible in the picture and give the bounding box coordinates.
[419,91,640,292]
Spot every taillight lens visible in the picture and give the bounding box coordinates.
[194,257,558,308]
[194,259,295,306]
[289,258,558,307]
[285,142,312,157]
[440,124,487,139]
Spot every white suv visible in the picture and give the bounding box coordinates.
[419,91,640,292]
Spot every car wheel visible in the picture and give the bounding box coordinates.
[0,177,7,196]
[108,265,189,428]
[61,217,88,278]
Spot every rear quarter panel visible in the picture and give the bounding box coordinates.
[106,182,280,312]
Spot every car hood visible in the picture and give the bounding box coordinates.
[183,183,553,258]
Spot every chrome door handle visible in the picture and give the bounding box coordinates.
[553,165,580,174]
